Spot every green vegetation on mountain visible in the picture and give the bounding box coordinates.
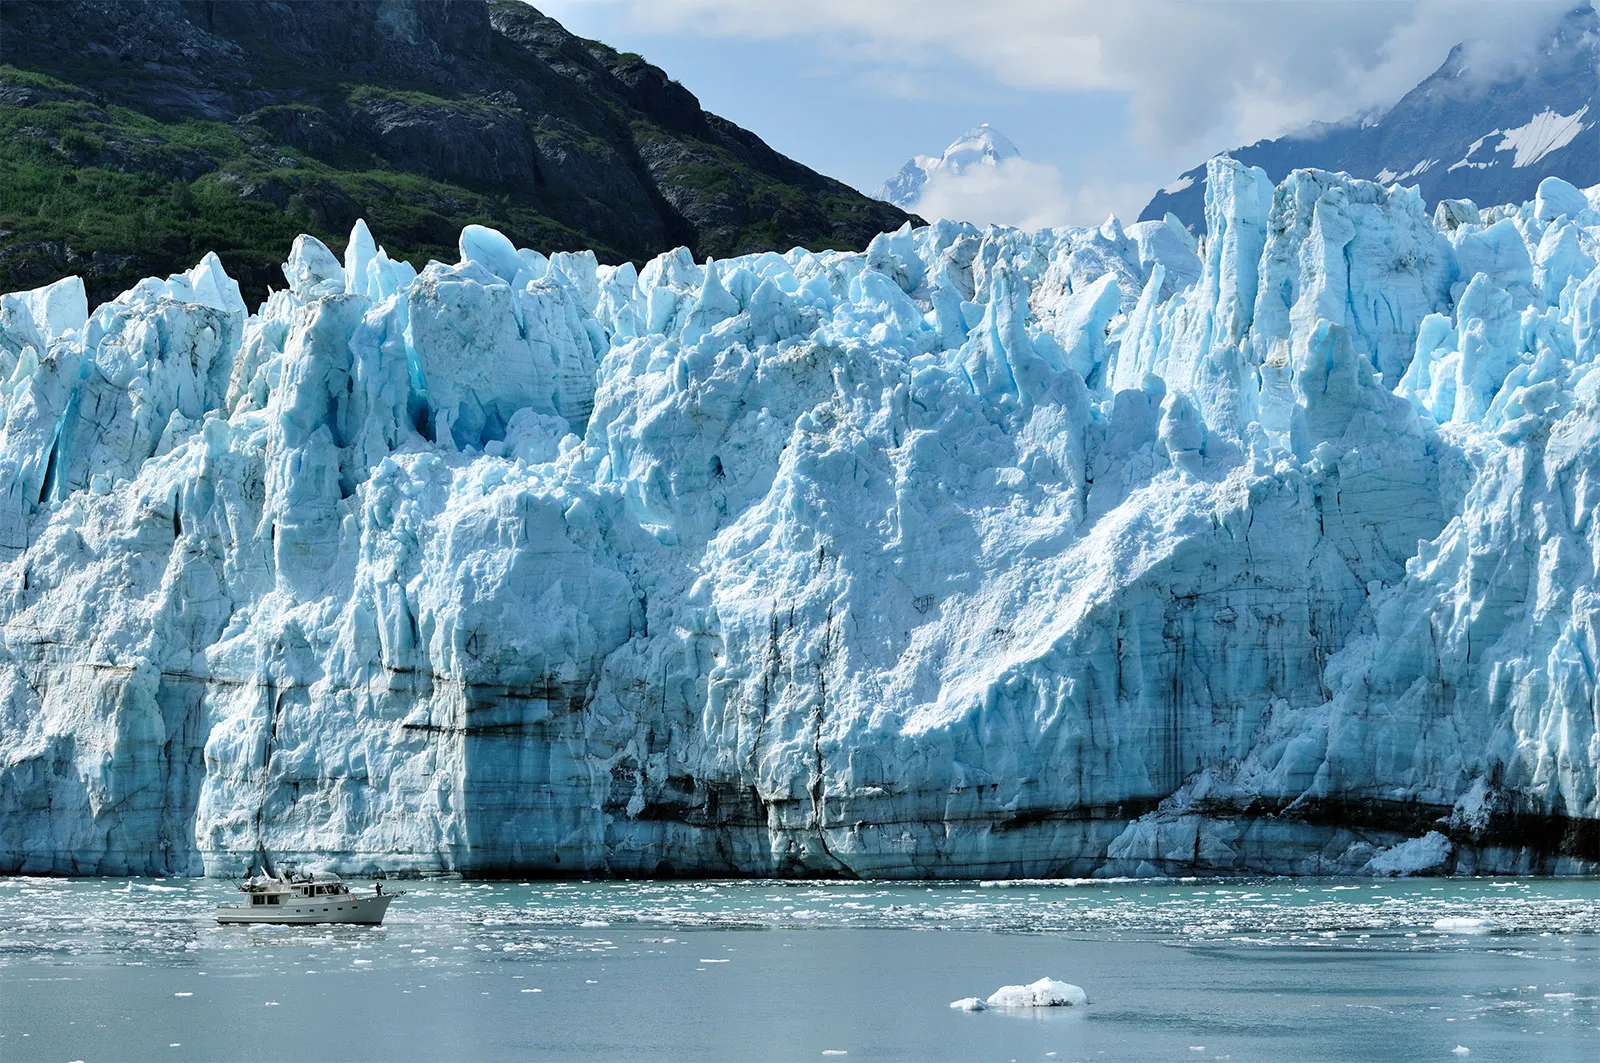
[0,0,915,306]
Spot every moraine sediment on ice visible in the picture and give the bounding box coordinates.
[1,160,1598,877]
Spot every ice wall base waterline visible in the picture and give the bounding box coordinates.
[2,161,1598,877]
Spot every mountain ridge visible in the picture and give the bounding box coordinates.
[1142,4,1598,228]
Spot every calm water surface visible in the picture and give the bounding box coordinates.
[1,875,1596,1061]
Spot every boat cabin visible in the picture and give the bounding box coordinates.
[240,872,352,905]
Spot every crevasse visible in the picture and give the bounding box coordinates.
[1,161,1597,878]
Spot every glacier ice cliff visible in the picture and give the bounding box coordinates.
[2,163,1598,878]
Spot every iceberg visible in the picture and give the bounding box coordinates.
[1432,917,1492,935]
[983,978,1089,1008]
[1,162,1598,879]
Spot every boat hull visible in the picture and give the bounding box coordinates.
[215,893,394,925]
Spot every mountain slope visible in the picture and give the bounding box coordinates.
[1142,4,1598,228]
[0,0,914,306]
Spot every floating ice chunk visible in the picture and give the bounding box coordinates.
[984,978,1088,1008]
[1432,917,1491,934]
[948,997,988,1011]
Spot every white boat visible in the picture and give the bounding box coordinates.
[215,871,397,925]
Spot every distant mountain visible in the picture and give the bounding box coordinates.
[0,0,915,306]
[1142,4,1598,228]
[876,124,1021,210]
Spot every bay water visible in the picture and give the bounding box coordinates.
[2,876,1596,1061]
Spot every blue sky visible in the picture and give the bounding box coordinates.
[537,0,1582,227]
[534,7,1134,203]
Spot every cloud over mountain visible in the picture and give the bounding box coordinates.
[552,0,1581,151]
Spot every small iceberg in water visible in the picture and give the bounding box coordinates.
[984,977,1089,1008]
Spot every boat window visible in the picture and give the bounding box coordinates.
[252,895,263,905]
[268,895,280,904]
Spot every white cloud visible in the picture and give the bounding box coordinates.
[913,158,1072,229]
[912,158,1155,231]
[545,0,1582,152]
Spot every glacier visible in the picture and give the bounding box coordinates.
[1,161,1598,878]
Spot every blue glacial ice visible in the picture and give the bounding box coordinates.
[1,160,1598,878]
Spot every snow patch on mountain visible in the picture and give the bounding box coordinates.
[1377,159,1440,185]
[1495,104,1592,168]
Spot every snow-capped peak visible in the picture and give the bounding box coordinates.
[876,124,1021,209]
[937,124,1021,171]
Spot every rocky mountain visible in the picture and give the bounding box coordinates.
[0,0,914,306]
[1142,4,1598,229]
[876,124,1021,211]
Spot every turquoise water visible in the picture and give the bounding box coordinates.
[2,876,1597,1061]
